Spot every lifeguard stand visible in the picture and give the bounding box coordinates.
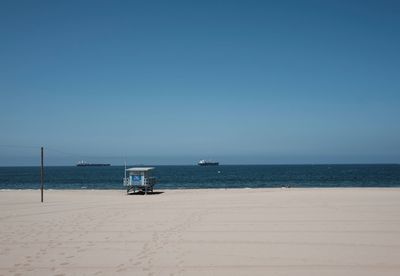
[123,167,156,194]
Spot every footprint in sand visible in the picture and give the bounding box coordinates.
[115,263,127,272]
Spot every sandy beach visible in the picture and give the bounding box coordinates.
[1,188,400,276]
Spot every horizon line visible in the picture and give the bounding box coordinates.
[0,162,399,167]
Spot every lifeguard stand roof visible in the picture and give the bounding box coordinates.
[126,167,154,172]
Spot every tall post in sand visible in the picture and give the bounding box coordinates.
[40,146,44,203]
[124,161,127,180]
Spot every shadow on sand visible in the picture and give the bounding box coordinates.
[127,191,164,196]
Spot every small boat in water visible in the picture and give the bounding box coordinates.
[198,160,219,166]
[76,161,110,167]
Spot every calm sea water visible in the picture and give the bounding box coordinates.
[1,165,400,190]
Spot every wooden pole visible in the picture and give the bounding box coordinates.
[40,146,44,203]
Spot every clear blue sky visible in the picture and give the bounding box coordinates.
[1,0,399,165]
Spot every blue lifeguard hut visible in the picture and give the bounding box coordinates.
[123,167,156,194]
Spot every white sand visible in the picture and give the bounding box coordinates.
[1,188,400,276]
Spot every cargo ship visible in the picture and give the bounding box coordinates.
[198,160,219,166]
[76,161,110,167]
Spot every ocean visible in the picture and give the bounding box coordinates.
[1,164,400,190]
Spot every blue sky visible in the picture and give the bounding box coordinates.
[1,0,399,165]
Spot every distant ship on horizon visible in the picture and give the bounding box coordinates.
[198,160,219,166]
[76,161,111,167]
